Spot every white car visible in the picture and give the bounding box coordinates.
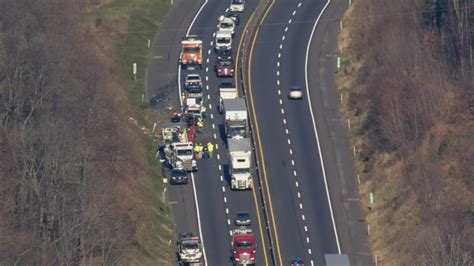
[229,0,245,12]
[288,86,303,99]
[185,74,202,88]
[218,16,235,36]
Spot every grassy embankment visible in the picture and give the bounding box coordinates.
[84,0,174,264]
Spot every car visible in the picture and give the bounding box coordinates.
[225,12,240,26]
[170,168,188,184]
[235,211,251,226]
[218,16,235,36]
[291,259,305,266]
[288,86,303,99]
[229,0,245,12]
[214,58,235,77]
[185,74,202,89]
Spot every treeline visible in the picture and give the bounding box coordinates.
[339,0,473,264]
[0,0,150,264]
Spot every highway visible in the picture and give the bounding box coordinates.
[147,0,372,264]
[147,0,271,265]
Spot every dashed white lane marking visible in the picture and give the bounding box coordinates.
[286,128,289,134]
[280,44,283,49]
[224,197,227,203]
[229,231,232,236]
[205,67,209,72]
[205,76,209,81]
[292,10,296,16]
[208,50,211,55]
[289,148,293,154]
[277,80,280,86]
[287,139,291,145]
[284,26,288,32]
[304,226,308,232]
[207,94,211,100]
[278,89,281,95]
[279,99,283,105]
[227,219,231,225]
[298,192,301,198]
[206,85,209,90]
[206,58,210,63]
[210,41,214,46]
[213,133,217,139]
[283,118,287,124]
[212,123,215,129]
[288,18,292,24]
[225,206,228,212]
[282,35,285,41]
[311,260,314,266]
[213,32,216,37]
[218,165,222,171]
[277,61,280,67]
[298,2,302,7]
[295,181,299,187]
[276,71,280,76]
[291,159,295,166]
[306,237,310,243]
[217,154,220,160]
[220,175,224,181]
[308,249,312,255]
[302,214,305,220]
[210,113,213,119]
[281,108,285,114]
[278,53,281,58]
[300,203,303,210]
[225,8,229,12]
[294,170,297,176]
[209,103,212,109]
[215,144,219,150]
[223,187,226,193]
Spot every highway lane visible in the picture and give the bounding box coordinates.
[249,0,339,264]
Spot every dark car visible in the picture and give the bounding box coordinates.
[234,211,251,226]
[225,12,240,26]
[214,58,235,77]
[290,259,304,266]
[170,169,188,184]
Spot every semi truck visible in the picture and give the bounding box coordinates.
[161,123,197,172]
[228,138,253,190]
[223,98,248,138]
[177,234,204,264]
[179,36,203,69]
[232,227,256,265]
[218,81,238,113]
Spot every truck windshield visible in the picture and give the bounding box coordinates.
[183,47,200,53]
[217,38,230,44]
[177,149,193,156]
[220,23,233,29]
[221,81,234,88]
[187,87,202,93]
[229,126,246,136]
[233,168,250,174]
[183,241,200,249]
[236,241,252,248]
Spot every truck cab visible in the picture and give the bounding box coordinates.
[228,138,253,190]
[178,234,203,263]
[215,30,232,52]
[232,227,256,265]
[180,36,203,69]
[218,16,235,36]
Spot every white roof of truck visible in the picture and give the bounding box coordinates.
[228,138,251,153]
[223,98,247,112]
[324,254,350,266]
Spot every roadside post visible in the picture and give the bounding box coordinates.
[336,56,341,69]
[133,63,137,80]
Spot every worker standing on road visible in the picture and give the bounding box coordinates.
[194,143,202,159]
[196,117,204,133]
[203,144,208,159]
[207,142,214,159]
[181,93,186,103]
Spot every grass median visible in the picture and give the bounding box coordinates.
[85,0,174,264]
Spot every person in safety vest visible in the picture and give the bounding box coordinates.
[194,143,203,159]
[196,117,204,133]
[207,142,214,159]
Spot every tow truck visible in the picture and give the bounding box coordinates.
[179,36,203,69]
[232,227,256,265]
[218,15,235,36]
[160,123,197,172]
[178,234,204,264]
[215,30,232,55]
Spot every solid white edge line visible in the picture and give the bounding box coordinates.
[191,173,208,265]
[304,0,342,254]
[180,0,209,264]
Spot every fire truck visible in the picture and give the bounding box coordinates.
[179,36,203,69]
[232,227,256,265]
